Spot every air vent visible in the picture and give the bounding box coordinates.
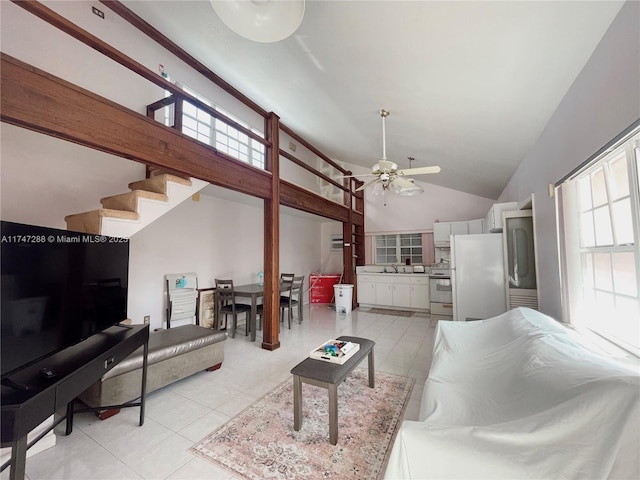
[330,234,343,251]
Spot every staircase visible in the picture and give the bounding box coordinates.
[65,172,208,238]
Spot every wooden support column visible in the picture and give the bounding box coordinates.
[262,112,280,351]
[343,178,355,308]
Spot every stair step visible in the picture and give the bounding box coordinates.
[100,190,169,212]
[129,173,192,194]
[149,167,190,181]
[65,209,139,235]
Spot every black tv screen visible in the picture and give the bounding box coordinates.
[1,221,129,379]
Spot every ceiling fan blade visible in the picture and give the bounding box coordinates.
[398,166,441,176]
[355,178,379,192]
[335,173,378,179]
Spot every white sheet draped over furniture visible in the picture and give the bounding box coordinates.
[385,308,640,479]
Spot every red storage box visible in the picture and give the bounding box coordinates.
[309,274,342,303]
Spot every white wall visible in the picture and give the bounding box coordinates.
[320,222,344,274]
[128,195,323,330]
[364,178,494,234]
[498,0,640,320]
[0,124,145,229]
[1,125,324,331]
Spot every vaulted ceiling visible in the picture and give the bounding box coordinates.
[122,0,624,199]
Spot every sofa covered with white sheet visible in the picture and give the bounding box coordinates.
[385,307,640,479]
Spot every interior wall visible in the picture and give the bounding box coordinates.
[320,222,345,275]
[498,0,640,320]
[0,124,146,228]
[364,178,494,234]
[0,124,324,331]
[129,196,323,330]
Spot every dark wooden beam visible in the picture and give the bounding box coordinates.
[280,182,349,223]
[1,53,272,198]
[262,113,281,351]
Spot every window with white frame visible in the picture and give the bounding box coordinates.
[375,233,423,264]
[558,127,640,356]
[169,86,266,169]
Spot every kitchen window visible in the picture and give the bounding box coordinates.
[375,233,423,264]
[558,126,640,356]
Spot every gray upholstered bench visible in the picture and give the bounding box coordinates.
[79,325,227,418]
[290,335,375,444]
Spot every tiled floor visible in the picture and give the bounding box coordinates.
[6,305,437,480]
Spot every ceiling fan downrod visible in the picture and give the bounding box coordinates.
[380,109,389,161]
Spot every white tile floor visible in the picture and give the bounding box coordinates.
[6,305,437,480]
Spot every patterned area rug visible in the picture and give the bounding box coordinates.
[191,370,414,479]
[367,308,414,317]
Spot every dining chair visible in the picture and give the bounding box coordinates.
[290,276,304,323]
[257,277,294,330]
[279,273,295,301]
[279,277,295,328]
[215,279,252,338]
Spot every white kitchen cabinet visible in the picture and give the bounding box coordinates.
[392,283,411,307]
[450,221,469,236]
[485,202,518,232]
[375,283,393,306]
[410,277,430,309]
[358,275,376,305]
[433,222,451,246]
[434,221,472,246]
[357,273,430,311]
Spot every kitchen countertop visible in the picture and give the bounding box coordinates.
[356,272,430,277]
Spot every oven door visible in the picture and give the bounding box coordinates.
[429,276,452,303]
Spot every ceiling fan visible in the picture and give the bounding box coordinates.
[338,109,441,196]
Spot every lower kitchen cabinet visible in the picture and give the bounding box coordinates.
[393,283,411,307]
[375,283,393,306]
[357,274,429,311]
[357,280,376,305]
[410,281,430,309]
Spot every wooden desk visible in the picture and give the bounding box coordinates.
[1,324,149,480]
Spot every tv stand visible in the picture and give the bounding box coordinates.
[0,378,30,392]
[1,324,149,480]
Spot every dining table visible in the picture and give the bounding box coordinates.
[232,283,264,342]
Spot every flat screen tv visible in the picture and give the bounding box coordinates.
[1,220,129,380]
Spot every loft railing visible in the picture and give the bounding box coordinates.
[146,92,364,213]
[8,0,365,220]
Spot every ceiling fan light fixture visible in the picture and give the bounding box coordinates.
[371,181,384,196]
[399,156,424,196]
[210,0,305,43]
[399,178,424,196]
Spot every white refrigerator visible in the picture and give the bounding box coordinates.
[451,234,507,322]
